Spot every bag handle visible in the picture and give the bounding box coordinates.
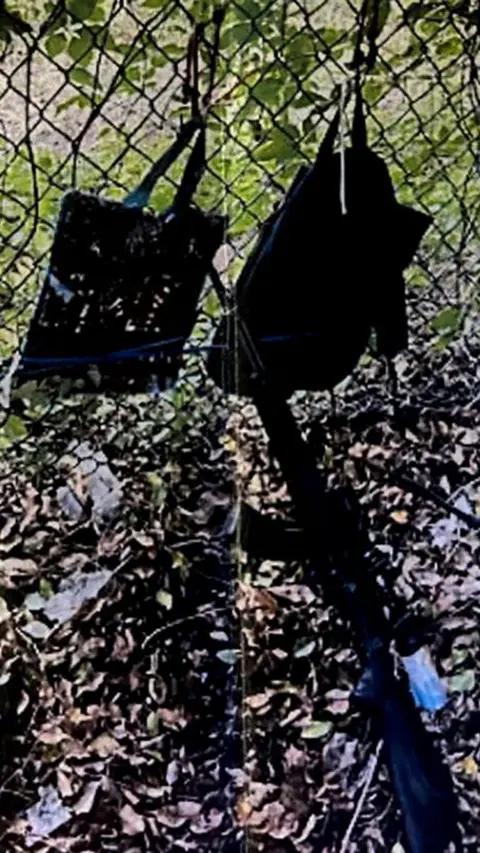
[173,8,224,211]
[124,10,224,212]
[312,76,367,177]
[312,0,384,175]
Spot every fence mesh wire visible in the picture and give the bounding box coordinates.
[0,1,478,851]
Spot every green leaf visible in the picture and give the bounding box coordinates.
[3,414,27,441]
[294,640,316,659]
[317,27,347,48]
[147,711,159,734]
[70,67,96,88]
[236,0,264,16]
[143,0,169,6]
[433,331,457,352]
[146,472,167,506]
[162,42,187,60]
[66,0,97,20]
[405,2,438,23]
[430,306,461,332]
[45,32,67,58]
[301,720,332,739]
[156,590,173,610]
[436,35,461,58]
[448,670,475,693]
[284,33,316,74]
[68,29,94,62]
[256,126,298,162]
[220,22,252,49]
[14,380,39,400]
[39,579,54,600]
[204,288,220,319]
[451,647,469,666]
[252,77,282,107]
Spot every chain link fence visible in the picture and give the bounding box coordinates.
[0,1,478,851]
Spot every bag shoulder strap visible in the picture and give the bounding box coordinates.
[124,9,224,212]
[123,117,202,210]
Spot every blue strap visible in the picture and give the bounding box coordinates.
[123,116,203,210]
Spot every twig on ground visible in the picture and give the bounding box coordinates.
[339,739,383,853]
[142,605,232,649]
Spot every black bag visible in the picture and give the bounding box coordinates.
[207,85,432,397]
[20,20,225,395]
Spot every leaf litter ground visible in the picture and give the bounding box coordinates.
[0,332,480,851]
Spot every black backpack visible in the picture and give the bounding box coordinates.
[207,86,432,397]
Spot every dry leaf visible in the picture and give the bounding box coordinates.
[294,640,316,659]
[297,813,317,843]
[0,596,11,623]
[120,804,145,836]
[38,727,68,746]
[457,755,478,777]
[191,809,224,834]
[56,770,73,799]
[237,582,278,615]
[270,811,298,839]
[390,510,409,524]
[177,800,202,818]
[285,745,306,769]
[1,557,37,575]
[89,734,119,758]
[157,707,186,728]
[236,796,254,825]
[269,584,315,605]
[325,688,350,715]
[156,807,188,828]
[448,670,475,693]
[166,760,179,785]
[26,785,71,846]
[245,691,273,710]
[74,780,101,815]
[0,518,16,541]
[301,720,332,739]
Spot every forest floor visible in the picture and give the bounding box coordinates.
[0,329,479,852]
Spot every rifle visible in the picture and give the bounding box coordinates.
[208,271,461,853]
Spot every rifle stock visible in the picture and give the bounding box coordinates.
[250,378,460,853]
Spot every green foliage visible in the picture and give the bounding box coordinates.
[66,0,99,21]
[0,0,476,446]
[430,307,462,332]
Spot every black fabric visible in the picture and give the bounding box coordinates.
[367,646,462,853]
[242,372,460,853]
[21,189,224,393]
[20,14,225,395]
[207,88,432,397]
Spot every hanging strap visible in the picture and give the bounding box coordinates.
[124,9,224,212]
[123,117,202,209]
[312,0,374,177]
[311,81,366,178]
[173,7,224,211]
[352,74,367,148]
